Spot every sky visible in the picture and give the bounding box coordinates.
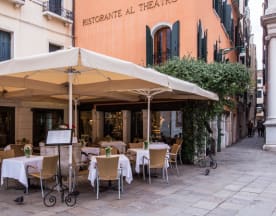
[248,0,264,70]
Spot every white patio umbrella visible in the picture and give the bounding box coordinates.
[0,47,218,190]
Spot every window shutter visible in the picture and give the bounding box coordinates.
[202,30,208,62]
[197,20,202,59]
[171,20,180,58]
[218,0,223,20]
[223,3,232,36]
[0,31,11,62]
[146,25,153,66]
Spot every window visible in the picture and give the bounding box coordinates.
[131,111,143,142]
[257,90,262,98]
[49,43,62,52]
[146,21,179,66]
[0,30,11,61]
[49,0,62,16]
[32,108,64,146]
[104,112,123,140]
[154,27,171,64]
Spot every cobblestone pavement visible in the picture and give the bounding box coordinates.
[1,134,276,216]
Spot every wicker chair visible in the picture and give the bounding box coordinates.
[143,148,168,184]
[0,149,15,160]
[128,142,143,149]
[95,156,122,200]
[28,155,58,197]
[71,145,89,191]
[168,144,181,176]
[10,144,24,157]
[0,149,15,187]
[125,142,143,170]
[0,149,15,171]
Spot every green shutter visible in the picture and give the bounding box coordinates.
[202,30,208,62]
[146,25,153,66]
[171,20,180,58]
[197,20,202,59]
[223,3,232,35]
[0,31,11,61]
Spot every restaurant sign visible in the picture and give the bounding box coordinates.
[83,0,178,26]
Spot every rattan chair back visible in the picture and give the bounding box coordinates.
[41,155,59,179]
[170,144,180,162]
[149,148,167,169]
[10,144,24,157]
[96,156,119,181]
[0,149,15,159]
[128,142,143,149]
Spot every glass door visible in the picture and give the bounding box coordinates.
[79,110,93,144]
[32,109,63,147]
[131,111,143,142]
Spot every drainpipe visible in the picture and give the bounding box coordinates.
[72,0,75,47]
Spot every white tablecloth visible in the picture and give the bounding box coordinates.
[1,155,43,188]
[149,142,170,149]
[88,154,133,187]
[128,148,169,173]
[98,141,126,153]
[81,147,100,161]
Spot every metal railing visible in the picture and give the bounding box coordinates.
[42,1,73,21]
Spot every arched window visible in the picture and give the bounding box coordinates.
[154,27,171,64]
[146,21,179,66]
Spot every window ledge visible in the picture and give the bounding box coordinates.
[43,11,73,26]
[10,0,25,8]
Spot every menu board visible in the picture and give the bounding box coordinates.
[46,129,73,145]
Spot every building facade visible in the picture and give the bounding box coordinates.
[0,0,73,147]
[75,0,251,147]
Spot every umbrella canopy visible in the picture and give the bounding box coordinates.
[0,47,218,102]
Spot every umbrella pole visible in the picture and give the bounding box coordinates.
[147,95,151,144]
[68,73,73,192]
[74,98,78,138]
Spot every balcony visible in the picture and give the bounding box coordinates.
[42,1,73,25]
[9,0,25,8]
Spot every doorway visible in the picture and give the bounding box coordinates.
[0,106,15,148]
[32,108,63,146]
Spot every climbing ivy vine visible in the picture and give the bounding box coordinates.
[154,57,250,163]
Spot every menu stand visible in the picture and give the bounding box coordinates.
[43,129,78,207]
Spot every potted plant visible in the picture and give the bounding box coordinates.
[143,141,149,150]
[24,144,32,158]
[105,146,112,157]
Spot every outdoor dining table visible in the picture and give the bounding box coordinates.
[88,154,133,187]
[98,141,126,153]
[128,145,170,173]
[1,155,44,193]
